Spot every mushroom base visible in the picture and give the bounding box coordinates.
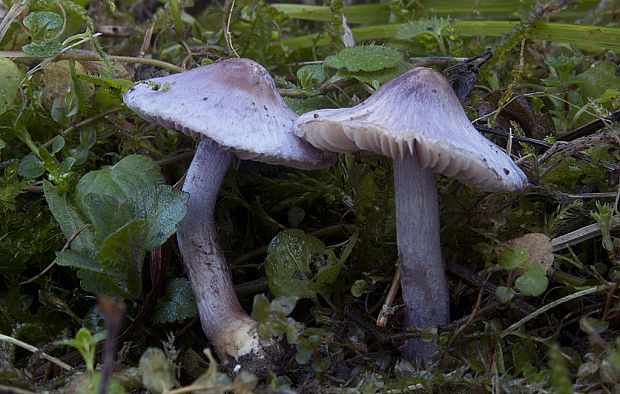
[394,152,450,363]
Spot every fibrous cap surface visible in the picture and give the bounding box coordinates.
[124,58,335,170]
[295,67,527,191]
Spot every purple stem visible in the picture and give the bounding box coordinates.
[394,151,450,363]
[177,139,260,359]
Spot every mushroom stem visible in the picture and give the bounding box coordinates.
[393,151,449,363]
[177,139,260,359]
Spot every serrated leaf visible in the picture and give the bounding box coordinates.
[43,180,95,251]
[339,62,411,85]
[515,261,549,296]
[17,154,45,178]
[265,229,340,300]
[97,220,148,299]
[324,46,403,72]
[139,348,177,394]
[56,249,107,275]
[22,41,63,58]
[498,246,529,270]
[0,58,22,114]
[81,193,132,242]
[152,278,198,324]
[395,18,449,39]
[76,155,164,208]
[23,11,63,41]
[129,185,189,250]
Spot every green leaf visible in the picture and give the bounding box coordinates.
[23,12,63,41]
[284,96,335,115]
[549,343,573,394]
[515,262,549,296]
[395,17,449,39]
[338,62,411,85]
[287,206,305,228]
[75,373,127,394]
[579,60,620,100]
[498,246,529,270]
[76,155,164,208]
[265,229,340,300]
[512,340,537,375]
[351,279,367,297]
[50,135,65,155]
[579,316,609,334]
[495,286,515,304]
[297,65,326,90]
[129,185,189,250]
[0,58,22,115]
[81,193,132,243]
[77,73,134,92]
[21,41,63,58]
[192,348,231,394]
[97,220,148,299]
[324,45,403,72]
[43,180,95,251]
[56,249,108,275]
[152,278,198,324]
[17,154,45,178]
[139,348,177,394]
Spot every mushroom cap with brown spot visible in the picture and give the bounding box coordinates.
[123,58,335,170]
[294,67,527,191]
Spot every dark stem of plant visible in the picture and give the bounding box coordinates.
[393,151,450,363]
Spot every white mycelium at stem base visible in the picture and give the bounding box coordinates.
[294,66,527,363]
[176,140,261,358]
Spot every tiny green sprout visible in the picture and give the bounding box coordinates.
[54,327,106,374]
[591,201,614,252]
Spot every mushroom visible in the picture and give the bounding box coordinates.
[123,58,335,361]
[294,67,527,362]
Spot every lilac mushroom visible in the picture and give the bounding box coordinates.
[294,67,527,362]
[123,58,335,361]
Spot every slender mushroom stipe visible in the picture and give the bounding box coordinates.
[124,58,335,361]
[295,67,527,362]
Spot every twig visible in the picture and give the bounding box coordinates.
[502,285,606,335]
[551,217,620,252]
[558,110,619,141]
[20,224,94,285]
[376,266,401,327]
[0,385,36,394]
[0,334,73,371]
[445,270,490,350]
[44,107,123,148]
[0,50,184,74]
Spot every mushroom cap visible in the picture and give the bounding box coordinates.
[295,67,527,191]
[123,58,335,170]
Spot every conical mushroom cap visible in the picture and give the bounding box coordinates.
[295,67,527,191]
[124,58,335,170]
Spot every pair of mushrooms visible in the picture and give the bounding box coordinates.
[123,58,527,364]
